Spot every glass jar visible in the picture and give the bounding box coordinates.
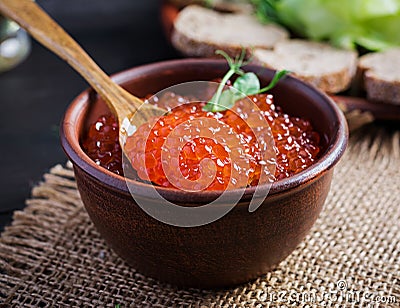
[0,16,31,73]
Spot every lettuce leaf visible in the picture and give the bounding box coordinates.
[253,0,400,51]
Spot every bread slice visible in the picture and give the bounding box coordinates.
[252,40,358,94]
[168,0,253,13]
[171,5,288,59]
[358,48,400,105]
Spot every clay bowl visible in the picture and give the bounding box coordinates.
[61,59,348,289]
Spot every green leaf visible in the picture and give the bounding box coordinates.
[233,72,261,96]
[203,49,289,113]
[205,89,240,112]
[254,0,400,51]
[203,49,244,112]
[252,0,280,23]
[259,70,290,93]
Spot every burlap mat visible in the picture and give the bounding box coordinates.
[1,125,399,307]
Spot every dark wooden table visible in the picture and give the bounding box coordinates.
[0,0,178,231]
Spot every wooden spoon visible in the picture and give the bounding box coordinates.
[0,0,166,142]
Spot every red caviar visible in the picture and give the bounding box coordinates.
[124,102,265,191]
[82,114,123,175]
[82,93,321,190]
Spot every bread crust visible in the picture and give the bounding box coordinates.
[171,5,288,59]
[172,28,253,59]
[168,0,253,13]
[358,49,400,105]
[252,40,358,94]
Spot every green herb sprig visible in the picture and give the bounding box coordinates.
[203,50,289,112]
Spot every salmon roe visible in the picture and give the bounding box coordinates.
[82,114,123,175]
[82,93,321,190]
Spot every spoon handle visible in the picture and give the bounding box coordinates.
[0,0,142,117]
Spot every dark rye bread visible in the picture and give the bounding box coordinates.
[171,5,288,59]
[358,48,400,105]
[253,40,358,94]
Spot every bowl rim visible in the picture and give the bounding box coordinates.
[61,58,348,203]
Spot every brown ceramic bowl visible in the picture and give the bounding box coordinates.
[61,59,348,289]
